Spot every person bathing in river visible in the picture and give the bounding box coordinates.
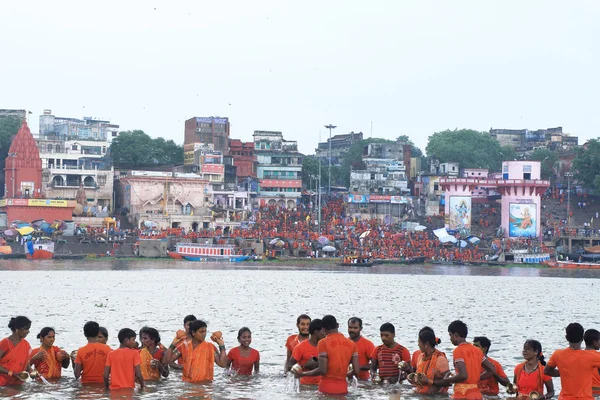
[408,327,449,394]
[284,314,311,373]
[584,329,600,396]
[370,322,411,384]
[29,327,70,380]
[347,317,375,380]
[227,327,260,376]
[510,339,554,399]
[287,319,324,386]
[103,328,144,391]
[473,336,509,395]
[97,327,109,345]
[0,316,32,386]
[432,320,497,399]
[74,321,112,385]
[164,320,228,382]
[170,314,196,370]
[139,327,168,381]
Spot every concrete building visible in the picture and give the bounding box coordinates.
[0,109,29,120]
[229,139,257,183]
[254,131,302,208]
[184,117,230,154]
[315,131,363,163]
[490,126,578,153]
[39,109,119,142]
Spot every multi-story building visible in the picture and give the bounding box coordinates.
[315,131,363,163]
[39,109,119,142]
[184,116,230,154]
[489,126,578,153]
[0,109,29,120]
[229,139,257,184]
[254,131,302,208]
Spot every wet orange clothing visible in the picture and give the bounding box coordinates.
[179,340,216,383]
[587,349,600,396]
[415,349,449,394]
[291,340,320,385]
[452,342,486,399]
[353,336,375,380]
[478,356,507,395]
[227,347,259,376]
[317,332,357,395]
[75,342,112,384]
[139,347,165,381]
[286,334,308,354]
[30,346,64,379]
[547,347,600,400]
[514,362,552,396]
[0,338,31,386]
[106,347,141,390]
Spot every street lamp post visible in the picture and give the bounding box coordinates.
[8,152,17,198]
[566,172,573,228]
[324,124,336,195]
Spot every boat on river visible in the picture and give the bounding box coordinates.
[167,243,249,262]
[339,255,373,267]
[546,260,600,270]
[25,241,54,260]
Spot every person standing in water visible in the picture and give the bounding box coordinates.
[584,329,600,397]
[74,321,112,384]
[409,327,449,394]
[29,327,70,380]
[170,315,197,370]
[285,314,311,372]
[97,327,109,345]
[545,323,600,400]
[511,339,554,399]
[0,316,32,386]
[227,327,260,376]
[296,315,361,396]
[103,328,144,391]
[288,319,325,386]
[347,317,375,381]
[473,336,510,395]
[139,327,168,381]
[432,320,497,399]
[370,322,411,384]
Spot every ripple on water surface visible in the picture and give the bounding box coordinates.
[0,259,599,399]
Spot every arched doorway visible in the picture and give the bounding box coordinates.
[83,176,95,187]
[52,176,64,187]
[191,222,199,232]
[287,200,295,209]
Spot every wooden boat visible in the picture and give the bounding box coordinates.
[168,243,246,262]
[585,245,600,254]
[547,260,600,270]
[339,255,373,267]
[339,262,373,267]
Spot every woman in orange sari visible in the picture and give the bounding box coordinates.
[29,327,70,380]
[0,316,33,386]
[165,320,228,382]
[408,327,450,394]
[139,327,168,381]
[510,340,554,399]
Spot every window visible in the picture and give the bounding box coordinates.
[71,145,78,151]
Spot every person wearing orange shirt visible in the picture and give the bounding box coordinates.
[165,320,228,382]
[408,327,449,394]
[139,327,168,381]
[473,336,510,395]
[295,315,361,395]
[584,329,600,397]
[0,316,32,386]
[510,339,554,399]
[370,322,411,384]
[74,321,112,384]
[29,327,70,380]
[288,319,325,385]
[545,323,600,400]
[227,327,260,376]
[103,328,144,390]
[347,317,375,380]
[284,314,311,373]
[432,320,497,399]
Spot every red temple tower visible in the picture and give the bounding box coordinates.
[4,120,42,198]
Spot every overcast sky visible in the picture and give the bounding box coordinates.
[2,1,599,155]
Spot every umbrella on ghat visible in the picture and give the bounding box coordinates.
[359,230,371,239]
[17,226,34,235]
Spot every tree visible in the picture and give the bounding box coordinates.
[109,130,184,168]
[572,139,600,189]
[425,129,505,171]
[396,135,423,157]
[528,148,558,180]
[0,116,22,196]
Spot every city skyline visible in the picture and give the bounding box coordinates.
[2,1,599,155]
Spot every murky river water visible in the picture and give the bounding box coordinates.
[0,259,599,399]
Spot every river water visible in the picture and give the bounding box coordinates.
[0,259,598,399]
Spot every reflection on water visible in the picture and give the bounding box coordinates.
[0,259,598,399]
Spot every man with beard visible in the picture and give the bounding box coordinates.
[287,319,325,386]
[284,314,311,373]
[347,317,375,380]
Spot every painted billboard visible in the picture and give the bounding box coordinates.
[449,196,471,230]
[509,202,537,237]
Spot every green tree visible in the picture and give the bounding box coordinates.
[426,129,505,171]
[572,139,600,189]
[396,135,423,157]
[109,130,183,168]
[528,148,558,180]
[0,116,22,196]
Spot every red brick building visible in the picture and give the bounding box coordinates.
[184,117,230,154]
[229,139,257,183]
